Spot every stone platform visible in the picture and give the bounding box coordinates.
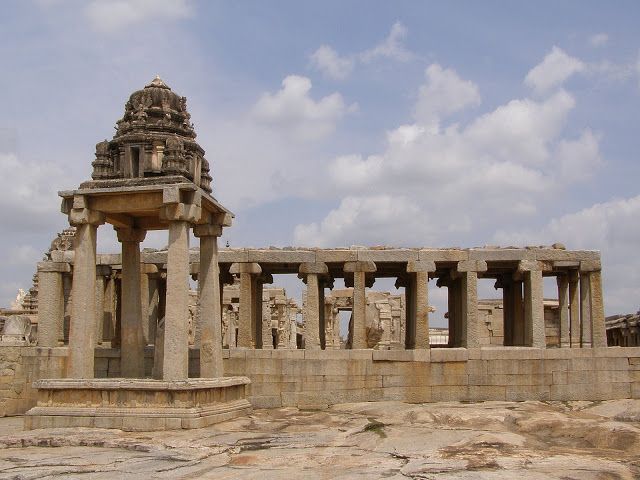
[24,377,251,431]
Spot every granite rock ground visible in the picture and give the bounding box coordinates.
[0,399,638,479]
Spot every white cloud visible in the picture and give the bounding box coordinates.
[0,153,67,233]
[554,129,601,181]
[414,64,481,126]
[360,21,413,63]
[7,245,41,266]
[494,195,640,315]
[525,46,585,95]
[589,33,609,47]
[294,195,423,247]
[295,64,601,256]
[85,0,192,33]
[251,75,354,141]
[310,45,354,80]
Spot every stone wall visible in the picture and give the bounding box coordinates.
[223,348,640,409]
[3,346,639,416]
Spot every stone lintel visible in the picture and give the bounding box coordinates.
[229,262,262,275]
[115,227,146,243]
[468,248,534,261]
[457,260,487,273]
[37,262,71,273]
[418,249,468,262]
[96,265,112,276]
[193,224,223,237]
[553,260,580,269]
[159,203,201,223]
[344,261,377,273]
[69,208,105,226]
[356,249,418,262]
[580,260,602,272]
[407,260,436,273]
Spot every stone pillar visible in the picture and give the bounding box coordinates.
[299,263,329,350]
[511,279,525,346]
[66,201,104,378]
[194,224,224,378]
[345,261,376,349]
[589,270,607,348]
[568,270,580,347]
[520,260,545,348]
[261,288,273,350]
[144,267,160,346]
[95,267,107,346]
[457,260,487,348]
[407,261,435,349]
[500,276,514,346]
[139,268,150,345]
[580,271,592,348]
[230,262,262,348]
[444,279,457,346]
[557,275,570,348]
[104,273,117,345]
[37,262,69,347]
[117,227,146,378]
[159,210,191,380]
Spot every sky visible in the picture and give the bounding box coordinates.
[1,0,640,323]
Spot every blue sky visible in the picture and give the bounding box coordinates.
[1,0,640,320]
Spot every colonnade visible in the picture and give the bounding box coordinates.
[37,246,609,364]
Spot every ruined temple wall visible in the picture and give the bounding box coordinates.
[224,348,640,409]
[3,346,640,415]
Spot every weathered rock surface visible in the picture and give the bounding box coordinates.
[0,400,638,479]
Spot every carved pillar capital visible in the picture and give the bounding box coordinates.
[115,227,146,243]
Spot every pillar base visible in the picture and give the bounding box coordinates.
[25,377,251,431]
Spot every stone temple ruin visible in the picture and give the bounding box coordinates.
[0,78,639,430]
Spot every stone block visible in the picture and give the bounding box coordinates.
[229,349,247,359]
[505,385,550,401]
[468,249,532,261]
[533,249,599,261]
[544,348,593,360]
[381,386,431,403]
[632,383,640,399]
[315,249,358,263]
[430,348,468,363]
[418,249,468,262]
[431,386,470,402]
[373,350,421,362]
[248,250,316,263]
[356,249,418,262]
[270,349,305,360]
[348,350,374,360]
[468,385,506,401]
[219,249,248,263]
[382,373,429,388]
[480,347,543,360]
[487,359,546,376]
[469,373,551,387]
[250,395,282,409]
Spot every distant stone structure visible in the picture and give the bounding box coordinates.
[606,312,640,347]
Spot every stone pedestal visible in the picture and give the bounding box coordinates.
[25,377,251,431]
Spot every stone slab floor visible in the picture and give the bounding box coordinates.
[0,400,639,479]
